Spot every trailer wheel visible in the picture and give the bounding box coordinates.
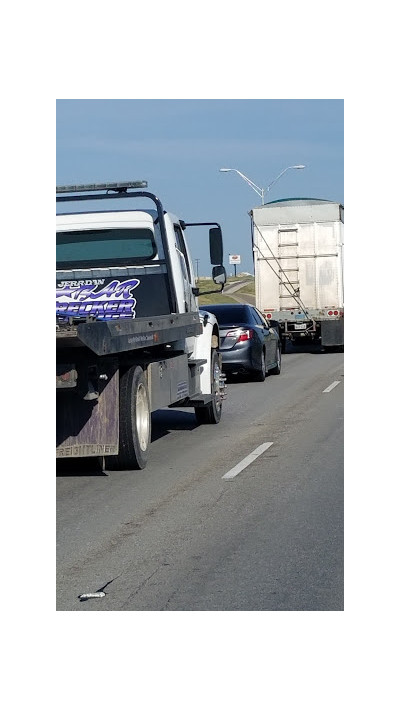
[195,350,223,425]
[281,337,287,354]
[108,365,151,470]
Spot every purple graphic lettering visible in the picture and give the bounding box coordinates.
[56,278,139,302]
[56,278,140,322]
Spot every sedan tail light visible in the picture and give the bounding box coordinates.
[226,328,253,342]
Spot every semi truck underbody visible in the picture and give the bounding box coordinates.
[272,310,344,351]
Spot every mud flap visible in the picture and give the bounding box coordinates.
[56,359,119,458]
[321,319,344,347]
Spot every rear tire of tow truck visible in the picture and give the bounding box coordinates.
[194,350,223,425]
[107,365,151,471]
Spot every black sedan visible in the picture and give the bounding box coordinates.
[201,303,281,381]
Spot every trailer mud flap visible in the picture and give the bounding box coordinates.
[56,359,119,458]
[321,319,344,347]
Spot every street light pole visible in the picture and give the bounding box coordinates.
[219,168,265,203]
[219,165,305,204]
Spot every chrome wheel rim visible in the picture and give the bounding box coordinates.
[213,359,222,412]
[136,383,150,451]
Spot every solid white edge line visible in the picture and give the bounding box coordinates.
[323,380,341,393]
[222,442,274,480]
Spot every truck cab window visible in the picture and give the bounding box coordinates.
[174,224,196,312]
[174,225,193,280]
[57,228,157,269]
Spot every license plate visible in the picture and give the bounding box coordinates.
[294,324,307,330]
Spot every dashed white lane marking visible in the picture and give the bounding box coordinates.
[222,442,274,480]
[323,380,341,393]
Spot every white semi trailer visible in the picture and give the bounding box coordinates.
[250,198,344,351]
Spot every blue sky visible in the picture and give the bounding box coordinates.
[56,99,343,276]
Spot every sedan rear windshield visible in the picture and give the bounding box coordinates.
[56,228,157,269]
[204,305,249,323]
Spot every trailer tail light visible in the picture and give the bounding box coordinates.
[328,310,333,315]
[333,310,338,315]
[226,329,253,342]
[266,313,272,319]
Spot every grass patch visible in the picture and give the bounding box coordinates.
[198,292,237,306]
[196,276,255,306]
[234,280,255,296]
[195,280,234,305]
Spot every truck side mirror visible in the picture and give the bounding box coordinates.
[209,226,223,265]
[194,265,226,296]
[212,265,226,285]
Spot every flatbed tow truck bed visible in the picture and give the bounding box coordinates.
[56,312,203,354]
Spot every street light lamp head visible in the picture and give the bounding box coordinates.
[219,164,305,206]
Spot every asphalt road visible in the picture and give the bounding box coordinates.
[56,345,344,611]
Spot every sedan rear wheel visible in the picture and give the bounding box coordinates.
[269,343,281,375]
[253,349,266,382]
